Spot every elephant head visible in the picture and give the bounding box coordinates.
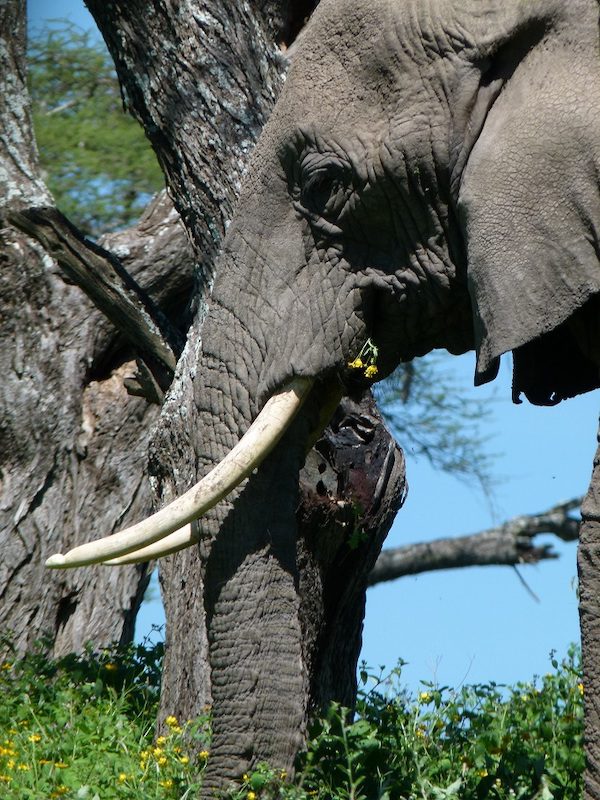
[48,0,600,787]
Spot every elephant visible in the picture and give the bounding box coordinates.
[47,0,600,793]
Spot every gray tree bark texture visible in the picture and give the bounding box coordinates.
[82,0,328,736]
[372,499,581,585]
[579,425,600,800]
[82,0,406,784]
[0,0,195,657]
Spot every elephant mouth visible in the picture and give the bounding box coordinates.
[45,376,315,568]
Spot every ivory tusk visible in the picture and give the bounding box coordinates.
[46,376,314,569]
[101,523,199,565]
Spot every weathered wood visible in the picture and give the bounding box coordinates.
[579,425,600,800]
[8,206,183,395]
[0,0,196,656]
[85,3,407,757]
[85,0,299,728]
[297,392,407,709]
[371,498,581,585]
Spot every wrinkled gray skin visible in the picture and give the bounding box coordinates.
[152,0,600,791]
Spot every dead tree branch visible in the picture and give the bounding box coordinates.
[8,205,184,399]
[368,498,582,586]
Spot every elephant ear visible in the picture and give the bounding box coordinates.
[458,37,600,404]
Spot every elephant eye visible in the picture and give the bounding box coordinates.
[297,159,352,220]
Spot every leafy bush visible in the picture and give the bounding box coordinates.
[0,634,208,798]
[0,638,583,799]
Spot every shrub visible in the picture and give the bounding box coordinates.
[0,637,583,799]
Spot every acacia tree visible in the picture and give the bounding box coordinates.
[3,0,408,723]
[2,0,590,789]
[3,0,582,680]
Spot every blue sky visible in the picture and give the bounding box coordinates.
[29,0,600,694]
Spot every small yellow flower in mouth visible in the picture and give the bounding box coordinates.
[348,338,379,379]
[347,357,364,369]
[578,682,584,695]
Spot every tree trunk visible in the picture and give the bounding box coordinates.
[84,4,407,779]
[84,0,322,729]
[0,0,196,657]
[578,421,600,800]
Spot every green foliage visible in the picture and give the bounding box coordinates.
[28,23,164,237]
[0,640,583,799]
[0,635,208,798]
[376,354,496,492]
[290,648,584,800]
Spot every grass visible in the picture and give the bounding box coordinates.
[0,635,584,799]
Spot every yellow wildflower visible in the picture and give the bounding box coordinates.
[104,663,118,672]
[6,760,14,770]
[200,750,210,760]
[28,734,41,742]
[1,662,11,670]
[54,762,69,769]
[478,769,488,778]
[153,747,163,757]
[347,358,364,369]
[158,756,168,766]
[0,775,10,783]
[17,764,28,771]
[247,793,257,800]
[578,683,584,696]
[364,365,378,379]
[159,779,173,789]
[165,715,178,727]
[50,787,68,798]
[118,773,127,783]
[156,736,167,746]
[419,692,432,703]
[179,756,190,765]
[39,759,52,765]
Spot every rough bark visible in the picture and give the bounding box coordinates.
[298,392,407,709]
[579,423,600,800]
[83,4,407,784]
[0,0,197,657]
[371,498,581,585]
[83,0,324,733]
[8,205,183,398]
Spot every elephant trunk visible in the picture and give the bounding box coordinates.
[189,340,315,788]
